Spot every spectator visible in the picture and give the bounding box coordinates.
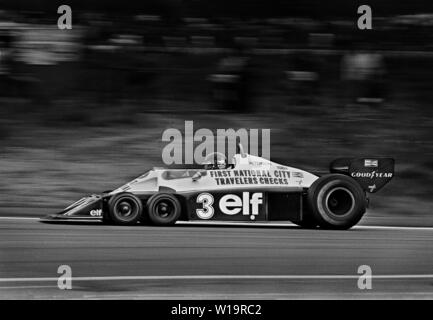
[340,43,387,105]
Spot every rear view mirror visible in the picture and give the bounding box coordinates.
[192,172,202,181]
[238,143,247,158]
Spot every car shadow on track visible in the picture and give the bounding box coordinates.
[40,220,361,231]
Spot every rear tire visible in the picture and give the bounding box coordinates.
[108,193,143,225]
[308,174,366,230]
[146,193,181,226]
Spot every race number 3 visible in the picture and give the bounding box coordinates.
[196,193,214,219]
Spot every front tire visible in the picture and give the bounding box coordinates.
[308,174,366,229]
[146,193,181,226]
[108,193,143,225]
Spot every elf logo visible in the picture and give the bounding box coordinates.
[90,209,102,217]
[220,192,263,219]
[196,192,263,220]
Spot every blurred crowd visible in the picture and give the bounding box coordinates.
[0,10,432,113]
[0,8,432,215]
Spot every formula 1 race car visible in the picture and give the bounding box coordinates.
[41,144,394,229]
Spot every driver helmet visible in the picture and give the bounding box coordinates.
[202,152,227,170]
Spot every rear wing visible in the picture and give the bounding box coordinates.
[330,158,395,193]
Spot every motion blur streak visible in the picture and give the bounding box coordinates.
[0,0,432,300]
[1,219,432,299]
[0,3,433,221]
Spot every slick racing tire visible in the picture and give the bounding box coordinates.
[108,193,143,225]
[308,174,366,230]
[146,193,181,226]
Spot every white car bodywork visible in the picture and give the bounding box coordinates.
[111,153,319,195]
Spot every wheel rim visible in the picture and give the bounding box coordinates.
[325,187,355,216]
[114,198,138,221]
[155,200,175,219]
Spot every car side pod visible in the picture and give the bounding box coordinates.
[40,195,104,223]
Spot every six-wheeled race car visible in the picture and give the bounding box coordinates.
[41,144,394,229]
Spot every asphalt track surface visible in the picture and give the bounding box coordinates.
[1,217,433,299]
